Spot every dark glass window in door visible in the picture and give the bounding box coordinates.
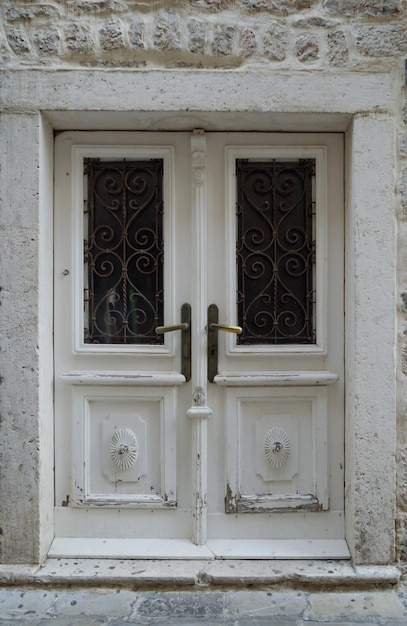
[236,159,316,345]
[84,159,164,345]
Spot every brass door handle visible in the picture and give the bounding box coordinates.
[155,303,191,381]
[155,323,189,334]
[209,323,242,334]
[207,304,242,382]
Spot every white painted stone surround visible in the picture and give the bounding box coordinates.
[0,68,396,568]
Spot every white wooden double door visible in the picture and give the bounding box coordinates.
[54,131,346,559]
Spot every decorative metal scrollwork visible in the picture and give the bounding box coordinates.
[264,426,290,468]
[110,428,138,470]
[84,159,164,345]
[236,159,316,345]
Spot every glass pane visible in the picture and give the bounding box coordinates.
[236,159,315,345]
[84,158,164,345]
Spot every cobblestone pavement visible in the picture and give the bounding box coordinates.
[1,589,407,625]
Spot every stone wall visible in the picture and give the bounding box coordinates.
[1,0,407,564]
[1,1,406,70]
[398,62,407,557]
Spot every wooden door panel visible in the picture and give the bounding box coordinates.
[71,387,177,508]
[224,387,328,514]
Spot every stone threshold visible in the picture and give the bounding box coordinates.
[0,559,401,591]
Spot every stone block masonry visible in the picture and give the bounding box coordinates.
[0,1,406,69]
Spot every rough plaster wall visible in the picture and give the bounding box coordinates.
[0,0,406,563]
[345,116,396,564]
[0,114,42,563]
[0,113,53,564]
[398,69,407,559]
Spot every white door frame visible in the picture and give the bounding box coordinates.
[50,113,395,564]
[0,68,395,565]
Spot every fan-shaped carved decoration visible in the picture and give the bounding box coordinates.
[264,426,290,468]
[110,428,138,470]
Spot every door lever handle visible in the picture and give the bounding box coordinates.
[155,323,189,334]
[155,303,191,382]
[207,304,242,382]
[209,323,242,334]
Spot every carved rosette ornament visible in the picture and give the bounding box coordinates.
[110,428,138,471]
[264,426,290,469]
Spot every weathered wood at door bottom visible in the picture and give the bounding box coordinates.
[225,485,322,514]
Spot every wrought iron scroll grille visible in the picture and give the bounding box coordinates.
[236,159,316,345]
[84,158,164,345]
